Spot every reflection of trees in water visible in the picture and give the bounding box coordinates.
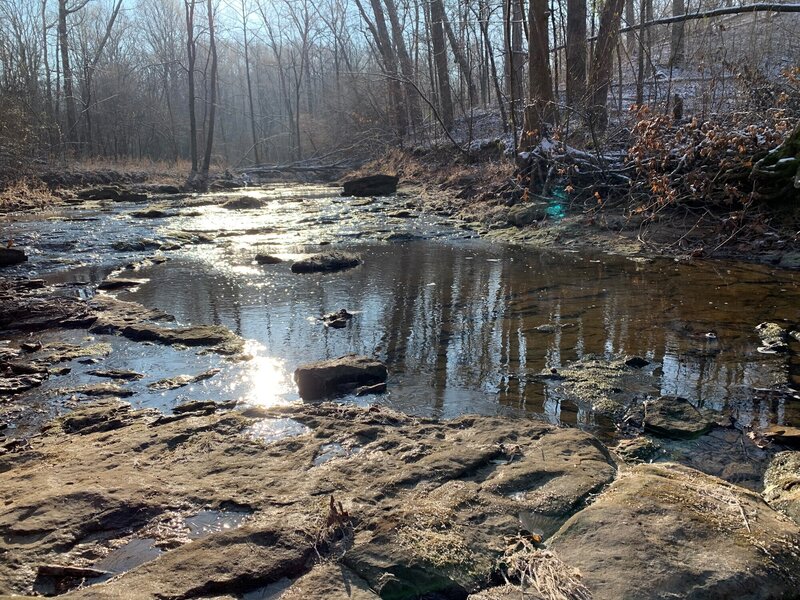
[123,244,799,427]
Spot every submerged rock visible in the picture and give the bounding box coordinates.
[87,296,242,356]
[549,463,800,599]
[615,436,661,463]
[755,321,789,353]
[62,383,135,398]
[0,248,27,267]
[643,395,716,439]
[97,278,147,291]
[148,369,221,391]
[341,174,398,197]
[291,251,361,274]
[88,369,144,381]
[294,355,387,400]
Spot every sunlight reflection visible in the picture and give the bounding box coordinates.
[238,341,294,407]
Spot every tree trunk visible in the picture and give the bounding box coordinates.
[441,7,476,106]
[384,0,423,134]
[184,0,198,180]
[586,0,626,131]
[58,0,77,154]
[670,0,686,67]
[505,0,524,122]
[200,0,217,181]
[523,0,555,147]
[566,0,587,108]
[242,1,259,164]
[355,0,406,137]
[429,0,454,130]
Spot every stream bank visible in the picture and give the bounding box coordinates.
[1,179,799,598]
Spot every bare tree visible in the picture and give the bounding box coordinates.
[566,0,587,109]
[58,0,90,152]
[523,0,555,146]
[429,0,453,129]
[586,0,626,131]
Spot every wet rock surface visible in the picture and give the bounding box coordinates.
[0,402,615,598]
[322,308,353,328]
[291,251,361,274]
[755,321,790,353]
[643,395,717,439]
[294,355,388,400]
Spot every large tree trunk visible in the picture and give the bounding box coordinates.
[504,0,524,124]
[242,1,259,164]
[200,0,217,182]
[670,0,686,67]
[566,0,587,108]
[429,0,454,130]
[586,0,626,131]
[523,0,555,147]
[58,0,77,154]
[184,0,199,181]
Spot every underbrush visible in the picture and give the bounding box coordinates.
[0,179,60,211]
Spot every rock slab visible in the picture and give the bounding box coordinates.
[550,463,800,599]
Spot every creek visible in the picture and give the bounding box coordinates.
[2,184,798,440]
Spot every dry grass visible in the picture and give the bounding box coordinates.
[501,536,592,600]
[350,147,512,191]
[0,179,60,211]
[67,158,197,185]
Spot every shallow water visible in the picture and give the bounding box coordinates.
[2,184,799,437]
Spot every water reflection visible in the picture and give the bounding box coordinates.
[119,240,799,431]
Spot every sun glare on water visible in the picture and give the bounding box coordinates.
[238,341,294,407]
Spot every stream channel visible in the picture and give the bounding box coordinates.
[2,183,799,442]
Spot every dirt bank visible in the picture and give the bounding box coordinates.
[351,148,800,268]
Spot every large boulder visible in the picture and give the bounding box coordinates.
[294,355,387,400]
[549,463,800,599]
[763,451,800,525]
[0,248,27,267]
[341,175,398,197]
